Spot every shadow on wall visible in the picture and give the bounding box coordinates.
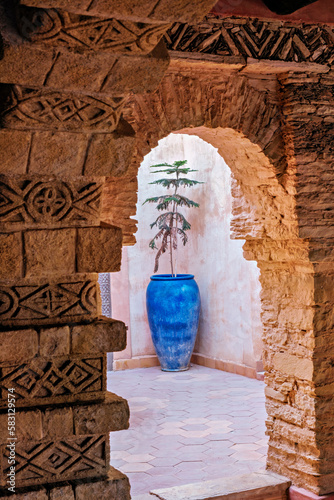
[110,133,263,374]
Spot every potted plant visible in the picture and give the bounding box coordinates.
[143,160,204,371]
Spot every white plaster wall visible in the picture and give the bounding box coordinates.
[112,134,263,368]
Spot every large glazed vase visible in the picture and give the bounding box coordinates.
[146,274,201,371]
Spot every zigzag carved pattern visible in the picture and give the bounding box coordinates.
[1,434,107,487]
[0,356,104,405]
[165,15,334,65]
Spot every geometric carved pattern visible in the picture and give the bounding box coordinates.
[18,7,169,54]
[0,277,99,326]
[2,86,126,132]
[0,356,104,407]
[0,176,103,229]
[98,273,111,318]
[1,434,108,487]
[165,15,334,65]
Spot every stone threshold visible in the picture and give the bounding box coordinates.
[131,471,291,500]
[113,354,264,381]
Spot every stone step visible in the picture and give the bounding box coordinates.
[132,495,155,500]
[149,471,291,500]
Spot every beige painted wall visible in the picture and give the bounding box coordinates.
[112,134,263,369]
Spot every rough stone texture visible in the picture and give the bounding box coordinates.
[83,120,136,177]
[19,0,217,24]
[0,273,101,327]
[71,317,127,354]
[0,328,38,364]
[75,467,131,500]
[0,392,129,442]
[77,224,122,273]
[0,130,31,174]
[0,232,22,279]
[0,225,122,277]
[39,325,70,357]
[0,175,104,230]
[0,42,169,95]
[24,228,76,276]
[73,391,130,435]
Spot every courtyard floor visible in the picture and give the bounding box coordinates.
[107,364,268,497]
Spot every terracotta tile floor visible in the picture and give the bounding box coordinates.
[107,364,268,497]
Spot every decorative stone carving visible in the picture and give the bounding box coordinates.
[0,434,108,487]
[2,85,126,132]
[18,7,170,55]
[0,176,103,230]
[0,274,100,327]
[0,356,105,408]
[98,273,111,317]
[165,15,334,65]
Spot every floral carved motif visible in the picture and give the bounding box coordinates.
[1,434,108,487]
[2,86,126,131]
[18,6,170,54]
[165,15,334,65]
[0,176,103,229]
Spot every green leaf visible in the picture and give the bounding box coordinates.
[149,178,204,188]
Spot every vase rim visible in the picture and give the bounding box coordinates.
[150,274,194,281]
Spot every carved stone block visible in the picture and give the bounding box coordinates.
[0,130,31,175]
[71,317,127,355]
[2,85,126,133]
[0,274,101,327]
[100,40,169,95]
[0,43,169,95]
[20,0,216,25]
[17,7,170,56]
[0,232,22,279]
[73,392,130,435]
[83,120,136,177]
[28,131,88,176]
[0,434,109,488]
[0,392,128,442]
[25,228,76,277]
[40,325,70,357]
[0,467,130,499]
[77,224,122,273]
[0,355,105,408]
[75,467,130,500]
[0,175,103,230]
[0,329,38,365]
[165,15,334,67]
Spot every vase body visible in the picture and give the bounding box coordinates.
[146,274,201,371]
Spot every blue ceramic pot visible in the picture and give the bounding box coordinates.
[146,274,201,371]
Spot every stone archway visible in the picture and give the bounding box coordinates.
[102,63,329,494]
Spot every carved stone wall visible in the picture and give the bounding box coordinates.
[1,1,334,498]
[0,0,221,498]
